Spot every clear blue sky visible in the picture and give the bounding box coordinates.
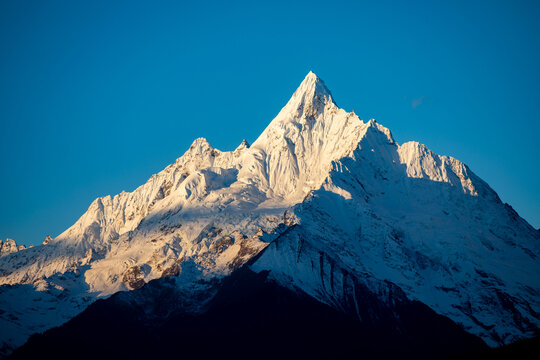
[1,0,539,246]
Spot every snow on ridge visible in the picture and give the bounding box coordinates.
[1,72,537,354]
[252,127,540,345]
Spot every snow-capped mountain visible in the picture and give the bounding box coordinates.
[1,72,538,356]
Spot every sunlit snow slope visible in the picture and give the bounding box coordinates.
[0,72,538,355]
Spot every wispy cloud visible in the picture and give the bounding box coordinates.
[411,96,425,109]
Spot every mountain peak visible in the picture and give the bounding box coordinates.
[3,72,539,357]
[303,70,322,84]
[293,71,332,102]
[235,139,250,151]
[270,72,336,125]
[189,137,212,149]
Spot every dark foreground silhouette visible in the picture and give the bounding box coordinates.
[9,265,493,360]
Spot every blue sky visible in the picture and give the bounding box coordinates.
[1,0,539,245]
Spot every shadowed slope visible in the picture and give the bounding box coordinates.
[9,266,486,360]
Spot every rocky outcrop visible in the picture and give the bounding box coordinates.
[122,266,145,290]
[0,239,25,258]
[42,236,53,245]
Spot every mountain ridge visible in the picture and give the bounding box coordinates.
[0,72,538,356]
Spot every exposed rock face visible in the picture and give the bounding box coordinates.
[122,266,145,290]
[0,239,25,258]
[161,261,181,278]
[42,236,53,245]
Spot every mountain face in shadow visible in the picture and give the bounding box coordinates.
[9,266,486,360]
